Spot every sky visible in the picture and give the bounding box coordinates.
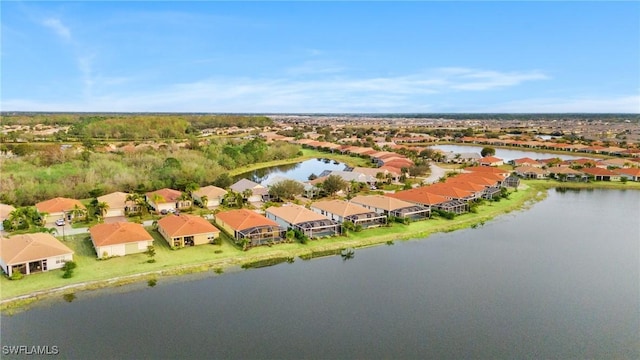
[2,1,639,113]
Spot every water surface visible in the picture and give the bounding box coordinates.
[430,144,595,162]
[1,189,638,359]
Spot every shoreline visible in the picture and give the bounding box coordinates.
[2,181,638,313]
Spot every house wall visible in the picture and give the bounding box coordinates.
[43,211,66,224]
[351,203,386,216]
[310,207,344,223]
[193,194,221,208]
[1,254,72,276]
[214,219,238,239]
[265,213,292,230]
[94,240,151,258]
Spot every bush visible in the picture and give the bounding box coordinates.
[10,271,23,281]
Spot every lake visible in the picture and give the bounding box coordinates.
[1,189,638,359]
[430,144,594,162]
[235,158,348,184]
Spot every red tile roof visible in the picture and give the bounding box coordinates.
[145,188,182,203]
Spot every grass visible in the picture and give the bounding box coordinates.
[1,178,637,310]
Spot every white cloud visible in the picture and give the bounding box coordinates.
[470,95,640,113]
[42,18,71,40]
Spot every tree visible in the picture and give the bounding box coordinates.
[70,205,86,223]
[268,180,305,201]
[145,245,156,263]
[61,261,77,278]
[481,147,496,157]
[321,175,347,196]
[95,201,109,217]
[213,173,233,189]
[198,195,209,208]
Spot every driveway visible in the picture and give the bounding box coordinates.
[422,163,449,184]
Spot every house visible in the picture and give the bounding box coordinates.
[510,157,543,168]
[97,192,140,218]
[351,167,401,183]
[311,200,386,228]
[463,166,510,180]
[478,156,504,167]
[317,170,377,185]
[443,152,481,164]
[514,166,549,179]
[614,167,640,181]
[192,186,228,208]
[158,214,220,248]
[581,167,621,181]
[390,185,469,214]
[547,167,587,182]
[214,209,284,247]
[266,204,340,238]
[0,233,73,277]
[145,188,191,213]
[230,179,268,203]
[35,197,86,224]
[89,222,154,259]
[350,195,430,220]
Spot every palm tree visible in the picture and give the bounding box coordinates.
[70,205,86,224]
[199,195,209,208]
[95,201,109,217]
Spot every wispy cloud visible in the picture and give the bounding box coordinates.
[42,17,71,40]
[3,67,558,113]
[473,95,640,113]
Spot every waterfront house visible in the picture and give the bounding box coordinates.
[547,167,587,182]
[90,222,154,259]
[514,166,549,179]
[581,167,621,181]
[310,199,386,228]
[463,166,510,181]
[266,204,340,238]
[145,188,191,213]
[192,186,228,208]
[510,157,543,168]
[230,179,268,203]
[157,214,219,248]
[614,167,640,181]
[350,195,430,220]
[35,197,86,224]
[214,209,284,247]
[443,152,481,164]
[0,233,73,277]
[97,192,140,218]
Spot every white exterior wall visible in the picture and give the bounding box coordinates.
[0,259,8,276]
[49,254,73,270]
[310,207,344,223]
[105,208,125,217]
[95,244,126,258]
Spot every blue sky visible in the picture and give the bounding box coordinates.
[2,1,639,113]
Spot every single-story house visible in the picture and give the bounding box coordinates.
[463,166,510,180]
[230,179,269,203]
[35,197,86,224]
[192,186,228,208]
[547,167,588,182]
[317,170,377,185]
[581,167,621,181]
[97,192,140,218]
[0,233,73,277]
[510,157,543,168]
[158,214,220,248]
[350,195,430,221]
[443,152,482,164]
[514,166,549,179]
[145,188,191,213]
[214,209,284,247]
[614,167,640,181]
[478,156,505,167]
[351,167,401,183]
[266,204,340,238]
[311,199,386,228]
[90,222,154,259]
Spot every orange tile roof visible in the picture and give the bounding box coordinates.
[90,222,153,246]
[615,168,640,176]
[421,183,475,199]
[158,214,219,237]
[386,188,449,205]
[479,156,503,163]
[581,167,619,176]
[464,166,509,176]
[1,233,73,264]
[215,209,279,231]
[448,173,499,186]
[35,197,85,213]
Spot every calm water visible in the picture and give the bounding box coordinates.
[2,190,639,359]
[430,144,594,162]
[235,158,348,184]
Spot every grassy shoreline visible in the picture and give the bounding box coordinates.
[1,179,638,313]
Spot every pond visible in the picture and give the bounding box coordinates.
[1,189,638,359]
[429,144,595,162]
[234,158,348,184]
